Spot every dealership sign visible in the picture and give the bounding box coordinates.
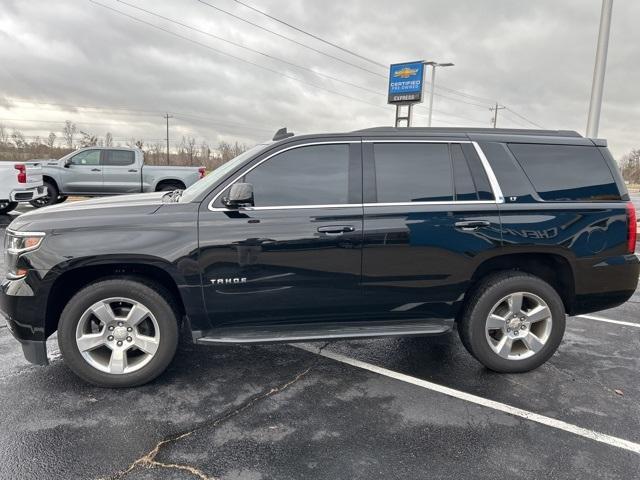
[388,61,425,104]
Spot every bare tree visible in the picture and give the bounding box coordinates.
[620,149,640,184]
[11,129,26,148]
[79,131,98,147]
[125,137,144,149]
[63,121,77,148]
[200,141,211,166]
[46,132,57,149]
[183,137,198,165]
[105,132,113,147]
[0,124,8,145]
[146,142,163,165]
[176,138,186,165]
[217,141,248,164]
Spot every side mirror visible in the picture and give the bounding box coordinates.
[63,160,71,168]
[223,183,254,208]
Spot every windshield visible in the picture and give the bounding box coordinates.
[179,144,268,203]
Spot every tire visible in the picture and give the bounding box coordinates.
[55,195,68,204]
[58,278,179,387]
[157,182,184,192]
[0,201,18,215]
[458,271,565,373]
[30,180,58,208]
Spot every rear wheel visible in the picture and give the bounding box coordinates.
[157,182,184,192]
[58,278,179,387]
[0,200,18,215]
[30,180,58,208]
[458,271,565,373]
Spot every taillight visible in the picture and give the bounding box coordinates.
[198,167,206,179]
[14,164,26,184]
[627,201,637,254]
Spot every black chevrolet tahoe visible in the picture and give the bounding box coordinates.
[2,127,638,387]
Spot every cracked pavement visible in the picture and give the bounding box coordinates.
[1,207,640,479]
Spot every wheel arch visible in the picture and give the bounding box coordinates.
[464,252,576,317]
[154,178,186,191]
[42,175,60,193]
[44,260,189,337]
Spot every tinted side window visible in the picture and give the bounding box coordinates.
[509,144,621,201]
[69,150,101,166]
[373,143,452,202]
[104,150,135,166]
[451,144,478,201]
[244,144,350,206]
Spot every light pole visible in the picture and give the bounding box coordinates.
[586,0,613,138]
[424,61,454,127]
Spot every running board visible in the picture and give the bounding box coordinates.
[195,320,453,345]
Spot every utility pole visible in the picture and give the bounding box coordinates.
[163,113,173,165]
[586,0,613,138]
[424,61,454,127]
[490,103,505,128]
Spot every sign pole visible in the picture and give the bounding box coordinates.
[586,0,613,138]
[427,65,436,127]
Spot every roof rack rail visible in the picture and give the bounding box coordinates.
[273,127,295,141]
[351,126,582,138]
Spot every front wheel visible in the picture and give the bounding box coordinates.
[58,278,179,387]
[0,200,18,215]
[458,272,565,373]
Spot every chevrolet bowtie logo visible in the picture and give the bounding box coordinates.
[393,67,419,79]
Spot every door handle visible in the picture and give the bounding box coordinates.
[317,225,355,235]
[454,220,490,231]
[91,168,101,172]
[128,169,138,172]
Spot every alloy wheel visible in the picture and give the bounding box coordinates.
[75,297,160,374]
[484,292,553,360]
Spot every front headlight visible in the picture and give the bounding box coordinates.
[4,230,46,278]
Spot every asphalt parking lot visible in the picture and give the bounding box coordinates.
[1,201,639,479]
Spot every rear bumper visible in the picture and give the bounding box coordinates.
[10,185,47,202]
[0,275,49,365]
[572,253,639,314]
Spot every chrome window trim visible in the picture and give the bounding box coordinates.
[361,139,471,143]
[212,204,360,212]
[206,139,504,212]
[363,200,497,207]
[210,200,497,212]
[471,141,505,203]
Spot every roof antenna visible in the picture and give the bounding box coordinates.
[273,127,294,141]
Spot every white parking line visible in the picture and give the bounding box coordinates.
[295,344,640,455]
[576,315,640,328]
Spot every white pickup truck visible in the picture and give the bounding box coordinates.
[0,162,46,214]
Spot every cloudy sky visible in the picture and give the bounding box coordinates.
[0,0,638,157]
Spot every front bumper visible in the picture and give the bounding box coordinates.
[0,275,49,365]
[9,185,47,202]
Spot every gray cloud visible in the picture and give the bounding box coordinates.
[0,0,638,156]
